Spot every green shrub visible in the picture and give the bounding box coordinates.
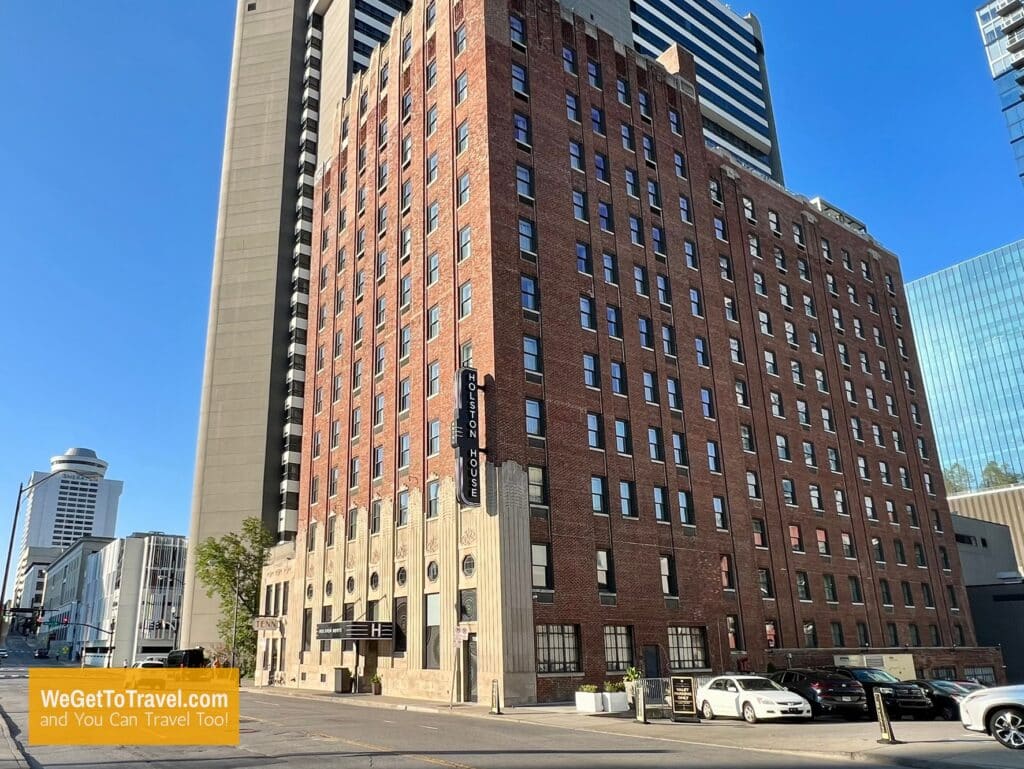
[578,684,599,693]
[603,680,625,692]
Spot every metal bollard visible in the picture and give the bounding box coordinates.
[874,689,903,745]
[635,683,648,724]
[489,679,502,715]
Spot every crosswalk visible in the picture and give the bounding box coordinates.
[0,667,29,680]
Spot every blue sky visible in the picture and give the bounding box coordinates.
[0,2,1021,545]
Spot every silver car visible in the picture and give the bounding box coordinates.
[960,684,1024,750]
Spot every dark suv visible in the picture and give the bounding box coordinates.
[823,667,932,719]
[770,669,869,719]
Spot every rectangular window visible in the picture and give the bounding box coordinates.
[668,627,708,670]
[597,549,615,592]
[619,480,637,518]
[528,465,548,506]
[424,593,441,669]
[536,624,580,673]
[525,398,545,437]
[518,217,536,255]
[583,353,599,388]
[511,63,529,96]
[603,625,633,672]
[427,480,439,519]
[677,490,694,525]
[591,475,608,514]
[531,543,552,589]
[660,556,678,596]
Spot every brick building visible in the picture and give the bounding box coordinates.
[257,0,1003,703]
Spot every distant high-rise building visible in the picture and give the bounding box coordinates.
[565,0,783,180]
[185,0,413,651]
[906,239,1024,488]
[977,0,1024,186]
[11,448,122,610]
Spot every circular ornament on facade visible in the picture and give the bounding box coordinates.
[426,561,439,582]
[346,576,356,594]
[306,584,314,600]
[370,572,380,590]
[462,554,476,577]
[396,567,407,586]
[325,580,333,597]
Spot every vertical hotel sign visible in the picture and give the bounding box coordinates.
[453,367,481,506]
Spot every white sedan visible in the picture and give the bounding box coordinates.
[698,675,812,723]
[960,684,1024,750]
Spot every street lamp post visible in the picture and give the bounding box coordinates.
[230,566,241,669]
[2,469,100,645]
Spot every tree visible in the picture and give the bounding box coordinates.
[194,517,275,676]
[980,461,1022,490]
[943,462,975,495]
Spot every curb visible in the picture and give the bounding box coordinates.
[243,686,482,717]
[0,706,29,769]
[244,687,999,769]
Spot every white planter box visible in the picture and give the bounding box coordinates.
[602,691,629,712]
[575,691,604,713]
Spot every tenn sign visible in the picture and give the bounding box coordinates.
[453,367,481,507]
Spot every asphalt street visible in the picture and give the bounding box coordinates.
[0,667,918,769]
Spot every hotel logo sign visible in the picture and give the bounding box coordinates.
[453,367,481,507]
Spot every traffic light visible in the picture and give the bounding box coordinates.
[61,617,70,626]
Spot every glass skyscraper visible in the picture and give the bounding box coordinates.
[906,239,1024,488]
[977,0,1024,186]
[564,0,783,181]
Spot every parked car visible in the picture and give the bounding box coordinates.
[33,649,49,659]
[959,684,1024,750]
[953,680,988,692]
[906,679,971,721]
[165,648,206,668]
[131,660,165,669]
[770,668,869,719]
[697,675,812,723]
[821,667,932,719]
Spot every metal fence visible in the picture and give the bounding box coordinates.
[637,674,717,716]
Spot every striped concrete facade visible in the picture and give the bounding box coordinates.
[949,485,1024,578]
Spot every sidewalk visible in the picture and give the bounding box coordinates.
[244,685,1018,769]
[0,709,28,769]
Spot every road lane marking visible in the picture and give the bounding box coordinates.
[420,725,439,730]
[238,712,478,769]
[307,731,476,769]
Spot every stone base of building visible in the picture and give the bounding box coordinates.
[255,662,537,706]
[764,646,1006,684]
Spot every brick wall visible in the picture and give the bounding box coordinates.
[272,0,983,703]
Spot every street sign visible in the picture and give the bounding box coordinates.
[251,617,279,632]
[453,625,470,648]
[316,621,395,641]
[453,367,482,507]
